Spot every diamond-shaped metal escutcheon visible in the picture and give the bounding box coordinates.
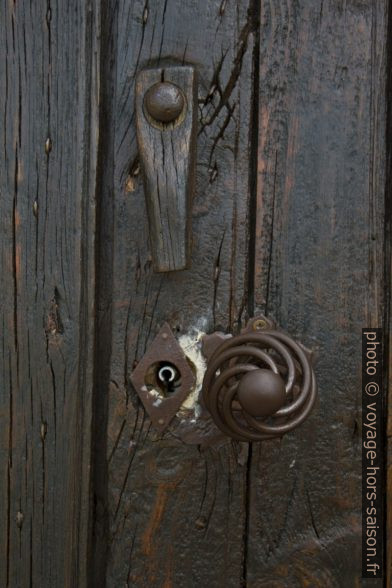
[130,323,196,432]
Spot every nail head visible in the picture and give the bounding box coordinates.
[144,82,185,124]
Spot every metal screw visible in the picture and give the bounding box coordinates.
[253,318,267,330]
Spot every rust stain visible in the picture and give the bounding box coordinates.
[254,104,271,305]
[162,575,173,587]
[162,544,174,588]
[283,115,299,197]
[14,209,21,228]
[15,243,21,279]
[141,483,169,556]
[257,105,270,179]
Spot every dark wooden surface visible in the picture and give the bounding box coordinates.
[1,1,390,587]
[386,4,392,584]
[249,1,389,586]
[0,0,100,586]
[93,1,258,586]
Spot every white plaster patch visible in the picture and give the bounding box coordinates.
[148,388,160,398]
[178,327,208,418]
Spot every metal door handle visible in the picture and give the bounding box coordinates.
[130,316,317,442]
[135,65,198,272]
[201,316,317,441]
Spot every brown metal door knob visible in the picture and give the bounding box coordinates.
[201,317,317,441]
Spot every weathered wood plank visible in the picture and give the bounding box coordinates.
[0,1,100,586]
[385,7,392,584]
[248,1,388,585]
[93,1,258,585]
[386,68,392,588]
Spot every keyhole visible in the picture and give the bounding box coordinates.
[156,362,180,395]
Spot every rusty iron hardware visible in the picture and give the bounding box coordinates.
[130,316,316,443]
[135,65,198,273]
[144,82,185,124]
[130,322,196,432]
[201,316,317,441]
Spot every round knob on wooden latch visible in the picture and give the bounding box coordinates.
[201,320,317,441]
[144,82,185,124]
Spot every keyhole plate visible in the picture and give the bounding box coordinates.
[130,323,196,432]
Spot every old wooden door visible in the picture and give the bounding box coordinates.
[1,1,390,586]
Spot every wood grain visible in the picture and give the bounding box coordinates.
[1,0,390,585]
[386,2,392,583]
[0,1,100,586]
[93,0,259,585]
[248,1,388,586]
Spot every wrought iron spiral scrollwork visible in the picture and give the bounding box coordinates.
[202,324,317,441]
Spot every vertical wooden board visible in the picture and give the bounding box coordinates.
[248,1,388,585]
[95,0,258,586]
[0,1,99,586]
[385,9,392,584]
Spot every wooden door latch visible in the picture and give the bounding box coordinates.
[136,65,198,272]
